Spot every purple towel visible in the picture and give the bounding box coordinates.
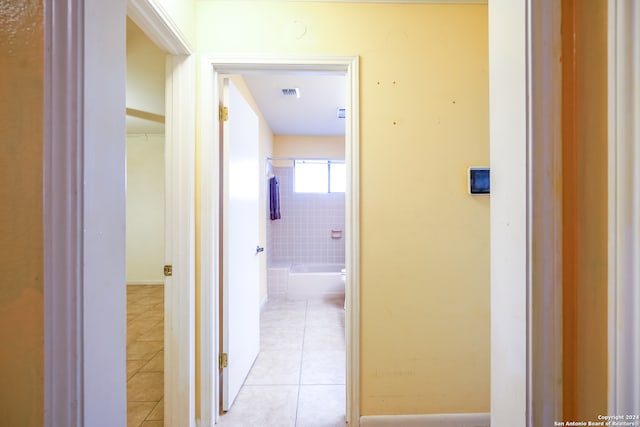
[269,176,281,220]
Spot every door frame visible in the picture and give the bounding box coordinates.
[489,0,563,424]
[128,1,197,425]
[198,55,360,426]
[43,0,196,425]
[607,0,640,414]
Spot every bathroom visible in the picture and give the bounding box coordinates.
[238,73,348,305]
[266,149,346,302]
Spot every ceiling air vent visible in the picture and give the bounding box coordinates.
[281,88,300,98]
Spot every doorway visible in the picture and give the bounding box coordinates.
[198,56,360,426]
[220,72,348,425]
[125,17,167,426]
[127,1,197,425]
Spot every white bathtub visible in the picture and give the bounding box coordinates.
[287,263,345,300]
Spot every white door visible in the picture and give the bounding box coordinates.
[221,78,261,411]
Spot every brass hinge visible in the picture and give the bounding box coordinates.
[219,106,228,122]
[219,352,228,370]
[163,265,173,277]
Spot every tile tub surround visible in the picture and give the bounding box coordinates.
[218,296,346,427]
[127,285,164,427]
[267,166,346,266]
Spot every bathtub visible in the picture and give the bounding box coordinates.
[287,263,345,300]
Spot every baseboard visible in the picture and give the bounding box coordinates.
[126,280,164,286]
[360,413,490,427]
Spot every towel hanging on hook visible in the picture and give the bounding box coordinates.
[269,176,281,220]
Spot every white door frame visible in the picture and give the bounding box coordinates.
[44,0,87,424]
[526,0,564,424]
[44,0,131,424]
[608,0,640,415]
[128,1,197,426]
[44,0,196,425]
[489,1,530,425]
[198,55,360,426]
[489,0,563,425]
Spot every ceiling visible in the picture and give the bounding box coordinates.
[242,73,346,136]
[127,19,347,136]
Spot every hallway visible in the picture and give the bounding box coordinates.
[219,297,346,427]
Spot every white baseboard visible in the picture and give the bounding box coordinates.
[126,280,164,286]
[360,413,490,427]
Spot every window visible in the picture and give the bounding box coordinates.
[294,160,345,193]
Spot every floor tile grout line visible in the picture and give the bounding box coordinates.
[219,298,345,426]
[144,398,163,422]
[294,299,309,427]
[126,284,165,425]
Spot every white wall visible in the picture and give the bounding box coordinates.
[126,134,165,284]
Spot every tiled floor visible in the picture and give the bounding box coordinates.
[126,288,345,426]
[218,296,346,427]
[127,285,164,427]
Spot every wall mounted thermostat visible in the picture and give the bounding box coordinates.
[469,167,490,195]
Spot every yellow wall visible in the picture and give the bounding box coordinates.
[158,0,197,46]
[274,135,345,159]
[126,17,166,134]
[196,2,489,415]
[574,3,608,417]
[562,0,608,419]
[126,134,166,284]
[0,0,44,425]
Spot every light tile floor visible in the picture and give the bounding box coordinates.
[126,288,345,427]
[127,285,164,427]
[218,296,346,427]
